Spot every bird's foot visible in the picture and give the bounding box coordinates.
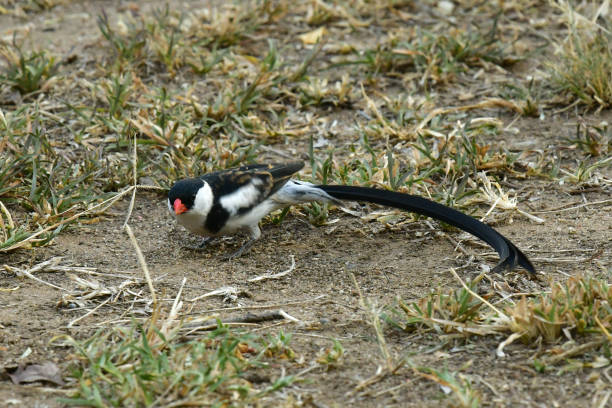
[222,239,256,261]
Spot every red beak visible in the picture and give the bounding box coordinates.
[173,199,188,215]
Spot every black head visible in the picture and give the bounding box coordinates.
[168,178,204,214]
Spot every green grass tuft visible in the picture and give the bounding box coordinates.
[59,319,294,406]
[0,43,58,94]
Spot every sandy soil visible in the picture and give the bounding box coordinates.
[1,1,611,407]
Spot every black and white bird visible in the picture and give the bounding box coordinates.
[168,162,535,273]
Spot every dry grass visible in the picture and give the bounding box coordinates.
[1,0,611,406]
[391,271,612,373]
[549,0,612,108]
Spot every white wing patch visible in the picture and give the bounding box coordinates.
[219,178,264,215]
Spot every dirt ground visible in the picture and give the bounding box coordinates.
[1,1,611,407]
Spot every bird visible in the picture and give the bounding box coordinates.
[168,162,535,273]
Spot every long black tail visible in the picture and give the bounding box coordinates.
[317,185,535,274]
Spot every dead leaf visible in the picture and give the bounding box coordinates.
[458,92,475,101]
[8,362,65,386]
[130,117,170,146]
[299,27,327,45]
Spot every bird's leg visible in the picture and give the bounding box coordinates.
[222,238,256,260]
[223,225,261,260]
[197,237,214,249]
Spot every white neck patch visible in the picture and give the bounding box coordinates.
[191,181,214,216]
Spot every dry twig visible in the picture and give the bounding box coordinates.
[124,224,157,305]
[248,255,296,282]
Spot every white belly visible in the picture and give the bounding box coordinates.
[176,212,209,236]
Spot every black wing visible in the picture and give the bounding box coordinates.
[202,162,304,233]
[318,185,535,274]
[202,162,304,201]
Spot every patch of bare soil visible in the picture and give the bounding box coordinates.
[1,0,611,407]
[2,184,611,406]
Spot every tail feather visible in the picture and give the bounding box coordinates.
[317,185,535,274]
[274,180,344,207]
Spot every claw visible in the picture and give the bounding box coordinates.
[222,238,256,261]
